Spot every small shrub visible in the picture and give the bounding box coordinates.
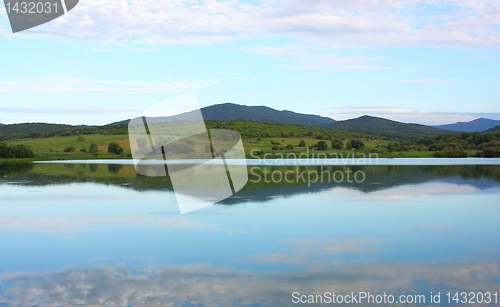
[316,141,328,151]
[89,143,99,156]
[331,139,344,149]
[63,146,75,152]
[108,142,124,155]
[349,139,365,150]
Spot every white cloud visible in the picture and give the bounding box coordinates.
[0,106,140,114]
[2,0,498,48]
[2,260,500,306]
[0,215,239,234]
[247,44,393,70]
[251,237,391,264]
[3,0,498,71]
[0,75,245,93]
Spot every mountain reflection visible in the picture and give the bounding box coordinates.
[1,163,500,205]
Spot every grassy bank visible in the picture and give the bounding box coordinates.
[4,134,481,161]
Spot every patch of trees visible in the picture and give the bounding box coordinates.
[164,139,195,155]
[476,141,500,157]
[331,139,344,149]
[108,142,124,155]
[385,142,410,153]
[89,143,99,156]
[419,131,500,157]
[0,143,35,159]
[315,141,328,150]
[433,148,468,158]
[346,139,366,150]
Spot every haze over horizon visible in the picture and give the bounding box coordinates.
[1,0,500,126]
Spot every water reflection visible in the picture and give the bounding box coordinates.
[1,260,499,306]
[1,163,500,203]
[0,163,499,306]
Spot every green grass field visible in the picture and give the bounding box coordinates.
[9,134,131,160]
[3,134,481,161]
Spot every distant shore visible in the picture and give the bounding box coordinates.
[19,157,500,166]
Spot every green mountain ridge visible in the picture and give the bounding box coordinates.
[200,103,336,126]
[0,123,75,136]
[433,118,500,132]
[1,103,455,138]
[330,115,451,136]
[113,103,450,137]
[485,124,500,132]
[109,103,337,127]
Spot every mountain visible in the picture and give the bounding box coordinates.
[200,103,336,126]
[111,103,336,127]
[113,103,449,136]
[330,116,450,136]
[0,123,75,136]
[0,123,4,126]
[485,125,500,133]
[433,118,500,132]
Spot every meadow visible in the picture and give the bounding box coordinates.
[5,133,480,161]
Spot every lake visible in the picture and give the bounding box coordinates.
[1,161,500,306]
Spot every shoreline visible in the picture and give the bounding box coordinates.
[28,157,500,166]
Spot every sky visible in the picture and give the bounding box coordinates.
[0,0,500,126]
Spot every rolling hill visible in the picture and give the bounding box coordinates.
[2,104,455,139]
[0,123,75,136]
[330,116,450,136]
[110,103,336,127]
[485,125,500,133]
[115,103,450,137]
[433,118,500,132]
[200,103,336,126]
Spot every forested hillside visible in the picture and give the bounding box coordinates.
[330,116,450,136]
[434,118,500,132]
[485,125,500,133]
[0,123,75,136]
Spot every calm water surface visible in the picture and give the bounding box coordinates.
[0,162,499,306]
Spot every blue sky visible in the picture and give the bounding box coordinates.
[1,0,499,126]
